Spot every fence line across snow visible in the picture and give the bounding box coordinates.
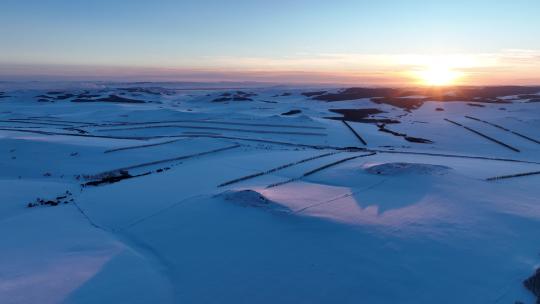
[341,120,368,145]
[465,115,540,145]
[266,152,377,189]
[444,118,520,153]
[218,151,342,187]
[486,171,540,181]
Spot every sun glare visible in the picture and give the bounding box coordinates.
[416,65,463,86]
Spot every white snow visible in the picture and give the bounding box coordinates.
[0,82,539,303]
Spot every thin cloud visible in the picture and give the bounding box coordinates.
[1,50,538,85]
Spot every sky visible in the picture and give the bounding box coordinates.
[1,0,539,85]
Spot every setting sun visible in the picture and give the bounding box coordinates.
[416,65,463,86]
[1,1,540,304]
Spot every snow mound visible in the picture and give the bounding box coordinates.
[219,190,290,212]
[364,162,450,176]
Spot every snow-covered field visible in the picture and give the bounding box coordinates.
[1,82,539,304]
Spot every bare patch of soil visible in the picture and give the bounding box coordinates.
[281,109,302,116]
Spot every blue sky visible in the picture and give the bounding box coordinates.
[1,0,539,83]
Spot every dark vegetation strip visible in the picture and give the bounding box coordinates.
[465,115,540,145]
[266,152,376,188]
[313,86,540,103]
[444,118,520,152]
[89,144,241,179]
[84,170,152,186]
[325,108,400,124]
[281,109,302,116]
[104,139,182,153]
[27,191,74,207]
[93,119,325,130]
[377,123,433,144]
[485,170,540,181]
[218,151,341,187]
[95,124,326,136]
[342,120,368,145]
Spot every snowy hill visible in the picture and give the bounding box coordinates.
[1,83,539,304]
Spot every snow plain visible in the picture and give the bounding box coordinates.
[0,82,539,304]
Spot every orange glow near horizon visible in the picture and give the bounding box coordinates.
[2,51,539,86]
[404,55,472,86]
[416,65,463,86]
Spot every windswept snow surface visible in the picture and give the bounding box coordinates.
[1,82,540,304]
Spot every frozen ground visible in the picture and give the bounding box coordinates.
[1,82,539,303]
